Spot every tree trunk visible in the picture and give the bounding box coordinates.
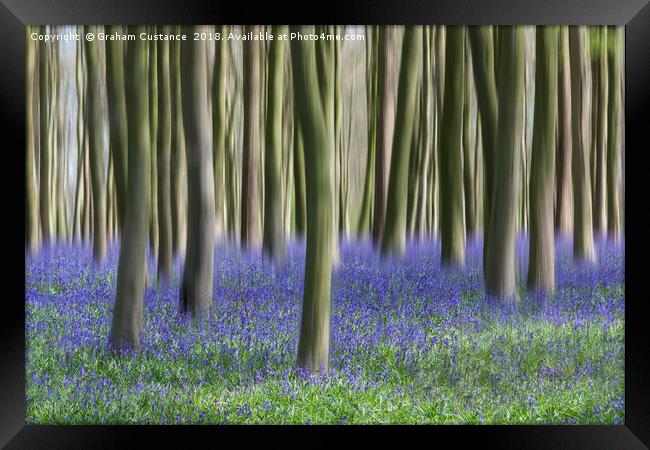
[179,26,215,318]
[109,26,150,352]
[157,31,173,281]
[555,26,573,235]
[439,26,466,267]
[149,34,159,261]
[171,33,187,258]
[569,26,596,262]
[263,25,287,260]
[84,25,107,263]
[213,25,227,240]
[462,34,477,237]
[484,26,525,300]
[26,28,40,252]
[372,26,397,244]
[357,26,378,236]
[527,26,559,292]
[468,26,498,267]
[291,26,335,373]
[606,26,622,239]
[241,25,263,248]
[105,25,129,233]
[38,26,52,246]
[593,26,608,236]
[381,26,423,256]
[293,115,307,237]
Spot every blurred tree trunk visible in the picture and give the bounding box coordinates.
[569,26,596,262]
[241,25,263,248]
[381,26,423,256]
[357,26,378,236]
[263,25,287,260]
[84,25,107,263]
[468,26,498,267]
[149,33,159,261]
[462,35,477,237]
[72,35,84,243]
[555,26,573,235]
[105,25,128,233]
[528,26,559,292]
[38,26,52,246]
[157,31,173,281]
[179,26,215,318]
[372,26,396,244]
[110,26,150,352]
[484,26,524,300]
[291,26,334,373]
[293,115,307,237]
[606,26,622,239]
[213,25,227,240]
[416,26,433,239]
[26,28,39,252]
[82,119,92,245]
[171,33,187,258]
[439,26,466,267]
[593,27,608,236]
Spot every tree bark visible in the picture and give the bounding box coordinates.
[26,28,40,252]
[105,25,129,233]
[439,26,466,267]
[84,25,107,263]
[555,26,573,235]
[179,26,215,318]
[109,26,150,352]
[484,26,525,300]
[372,26,397,244]
[241,25,263,248]
[569,26,596,262]
[291,26,335,373]
[263,25,288,260]
[157,30,173,281]
[593,26,608,236]
[528,26,559,292]
[606,26,622,239]
[213,25,227,240]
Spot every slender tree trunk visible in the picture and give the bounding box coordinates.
[179,26,215,318]
[26,28,40,252]
[171,33,187,258]
[105,25,129,233]
[357,26,378,236]
[293,115,307,237]
[372,26,397,244]
[484,26,525,300]
[84,25,107,263]
[606,26,622,239]
[241,25,263,248]
[149,34,159,261]
[569,26,596,262]
[593,26,608,236]
[263,25,287,260]
[439,26,466,267]
[528,26,559,292]
[462,35,477,237]
[468,26,498,267]
[38,26,52,246]
[157,31,173,281]
[381,26,423,256]
[213,25,227,240]
[291,26,334,373]
[109,26,150,352]
[555,26,573,235]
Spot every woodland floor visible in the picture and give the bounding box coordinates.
[25,236,624,424]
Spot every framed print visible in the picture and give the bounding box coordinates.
[1,0,649,447]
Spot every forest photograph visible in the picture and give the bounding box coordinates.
[25,24,625,425]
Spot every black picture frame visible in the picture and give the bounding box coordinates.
[2,0,648,447]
